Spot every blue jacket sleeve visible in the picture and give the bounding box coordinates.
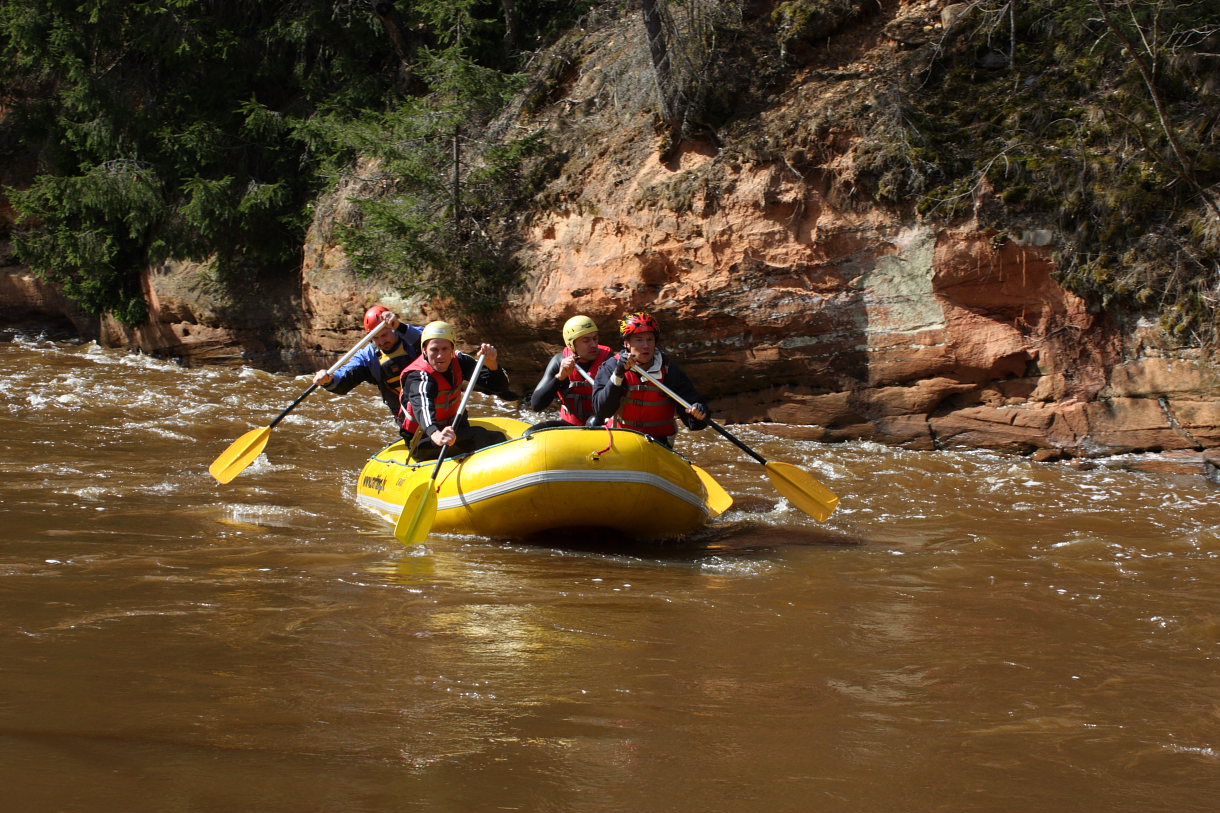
[324,346,376,395]
[398,324,423,359]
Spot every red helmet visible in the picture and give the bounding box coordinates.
[363,305,391,333]
[619,311,659,337]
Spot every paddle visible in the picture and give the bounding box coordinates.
[691,465,733,518]
[572,362,731,517]
[394,352,487,544]
[628,363,839,522]
[209,321,389,484]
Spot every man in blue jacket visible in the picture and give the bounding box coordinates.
[312,305,423,422]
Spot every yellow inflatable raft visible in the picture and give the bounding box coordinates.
[355,418,724,540]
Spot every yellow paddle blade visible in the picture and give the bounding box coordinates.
[692,465,733,518]
[394,481,439,545]
[209,425,271,484]
[764,461,839,522]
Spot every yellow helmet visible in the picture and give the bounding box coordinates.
[420,320,456,348]
[562,314,599,349]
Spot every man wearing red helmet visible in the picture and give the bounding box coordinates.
[591,311,709,448]
[311,305,423,422]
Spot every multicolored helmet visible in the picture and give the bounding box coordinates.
[420,320,457,348]
[619,311,659,337]
[562,315,599,349]
[363,305,391,333]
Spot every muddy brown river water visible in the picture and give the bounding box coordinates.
[1,336,1218,812]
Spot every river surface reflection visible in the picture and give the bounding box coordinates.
[1,336,1217,812]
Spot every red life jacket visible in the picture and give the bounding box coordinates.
[557,345,614,425]
[609,359,676,437]
[400,354,464,435]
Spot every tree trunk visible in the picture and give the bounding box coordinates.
[641,0,682,133]
[370,1,421,88]
[452,125,462,240]
[501,0,519,58]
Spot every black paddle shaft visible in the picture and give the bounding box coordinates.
[268,383,320,430]
[266,320,389,430]
[625,361,770,468]
[707,419,768,466]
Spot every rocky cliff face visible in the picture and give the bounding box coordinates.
[498,142,1218,458]
[3,0,1219,463]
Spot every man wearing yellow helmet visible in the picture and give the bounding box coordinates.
[528,314,615,428]
[592,311,709,448]
[399,320,512,460]
[311,305,424,422]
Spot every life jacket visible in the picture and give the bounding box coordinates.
[557,345,614,425]
[377,341,413,397]
[400,354,464,435]
[609,356,676,437]
[374,341,415,418]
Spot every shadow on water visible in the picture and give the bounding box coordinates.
[507,519,865,564]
